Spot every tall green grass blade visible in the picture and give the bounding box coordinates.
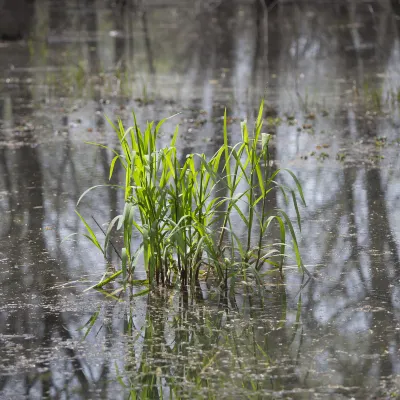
[291,190,302,231]
[170,125,179,147]
[223,108,231,189]
[278,210,306,274]
[254,99,264,143]
[122,248,127,283]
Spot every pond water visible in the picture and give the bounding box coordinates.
[1,0,400,398]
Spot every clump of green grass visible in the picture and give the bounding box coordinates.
[76,100,307,291]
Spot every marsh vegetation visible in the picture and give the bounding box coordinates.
[76,101,306,293]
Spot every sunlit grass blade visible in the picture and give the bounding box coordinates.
[93,270,123,289]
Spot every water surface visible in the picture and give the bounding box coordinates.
[1,1,400,398]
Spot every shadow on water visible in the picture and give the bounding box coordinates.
[1,0,400,398]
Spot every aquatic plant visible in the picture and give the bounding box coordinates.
[76,100,306,290]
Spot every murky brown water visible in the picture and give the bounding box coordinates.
[1,0,400,399]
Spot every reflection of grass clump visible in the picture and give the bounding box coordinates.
[375,136,387,147]
[76,100,306,291]
[336,152,346,162]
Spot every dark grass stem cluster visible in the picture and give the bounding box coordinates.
[76,100,307,291]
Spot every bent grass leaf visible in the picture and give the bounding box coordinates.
[104,215,122,254]
[75,210,104,254]
[283,168,306,206]
[76,184,123,207]
[60,232,78,243]
[132,288,151,297]
[85,141,123,161]
[78,308,100,339]
[93,270,123,289]
[109,155,120,180]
